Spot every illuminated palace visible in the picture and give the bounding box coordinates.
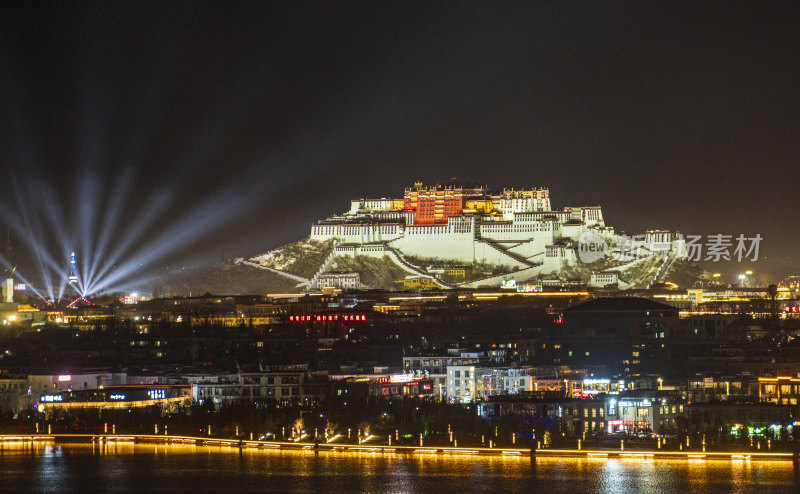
[307,183,685,288]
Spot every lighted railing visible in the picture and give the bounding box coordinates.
[1,434,796,462]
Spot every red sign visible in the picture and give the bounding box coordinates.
[289,314,367,322]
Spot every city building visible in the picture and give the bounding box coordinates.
[562,297,680,339]
[37,385,192,413]
[687,375,756,402]
[28,372,128,395]
[476,394,607,437]
[189,368,329,408]
[605,394,684,436]
[758,376,800,405]
[588,272,619,288]
[370,374,435,399]
[316,272,365,290]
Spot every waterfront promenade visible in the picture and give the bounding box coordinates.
[1,434,795,462]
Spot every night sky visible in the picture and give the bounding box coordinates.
[0,1,798,289]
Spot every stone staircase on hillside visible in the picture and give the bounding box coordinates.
[477,239,536,268]
[307,242,340,289]
[236,259,310,286]
[384,247,455,289]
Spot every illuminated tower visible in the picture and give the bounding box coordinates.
[69,251,78,284]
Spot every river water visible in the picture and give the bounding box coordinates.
[0,442,798,493]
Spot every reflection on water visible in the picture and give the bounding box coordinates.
[0,442,798,493]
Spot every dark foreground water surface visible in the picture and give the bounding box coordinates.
[1,442,799,493]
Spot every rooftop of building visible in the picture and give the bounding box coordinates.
[563,297,679,313]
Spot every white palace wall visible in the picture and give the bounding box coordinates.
[390,227,476,261]
[307,200,679,275]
